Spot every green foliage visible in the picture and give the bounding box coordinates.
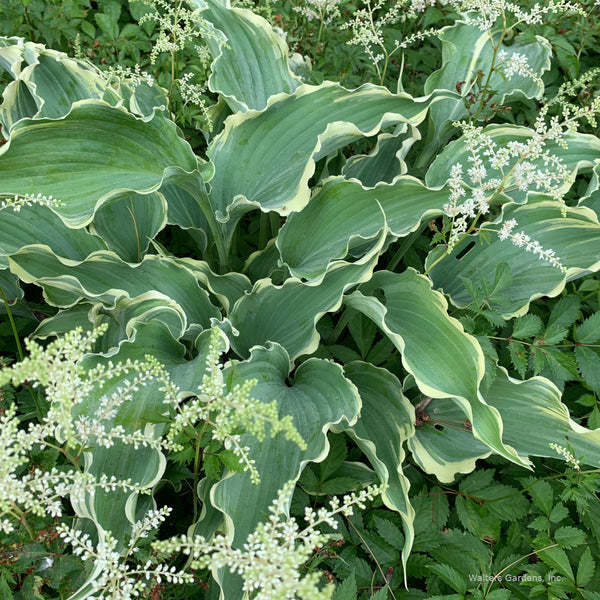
[1,0,600,599]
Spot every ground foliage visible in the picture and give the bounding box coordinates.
[1,0,600,599]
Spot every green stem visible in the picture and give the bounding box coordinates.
[330,308,354,344]
[0,284,24,362]
[192,421,210,523]
[258,212,271,250]
[472,25,505,122]
[317,14,325,44]
[423,247,448,276]
[10,502,35,540]
[21,1,35,42]
[0,284,45,419]
[387,225,427,272]
[269,211,280,239]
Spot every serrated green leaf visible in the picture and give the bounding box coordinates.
[203,454,221,480]
[374,516,405,551]
[538,546,574,579]
[319,434,348,481]
[526,479,554,515]
[331,571,357,600]
[575,346,600,394]
[427,563,468,594]
[348,314,377,359]
[486,591,512,600]
[542,323,568,345]
[548,296,581,329]
[576,546,596,587]
[589,406,600,429]
[530,346,546,375]
[554,526,587,549]
[549,503,570,523]
[480,309,506,328]
[476,484,529,520]
[529,515,551,531]
[508,341,528,378]
[218,449,246,474]
[369,586,390,600]
[513,314,543,339]
[455,496,500,541]
[319,477,360,495]
[359,530,398,568]
[576,394,597,407]
[544,347,579,384]
[459,469,495,493]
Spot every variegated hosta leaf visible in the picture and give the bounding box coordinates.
[209,343,361,600]
[580,160,600,218]
[89,294,188,350]
[427,200,600,317]
[410,367,600,482]
[0,37,166,132]
[409,400,492,483]
[32,295,188,352]
[192,0,301,112]
[0,204,106,259]
[0,268,22,301]
[67,323,220,599]
[229,224,386,360]
[342,362,415,581]
[90,193,168,263]
[8,248,220,332]
[161,183,210,232]
[277,175,447,281]
[345,269,530,468]
[0,101,202,227]
[341,124,420,185]
[0,202,107,302]
[422,19,551,155]
[426,125,600,203]
[33,304,97,338]
[207,82,455,246]
[167,257,251,313]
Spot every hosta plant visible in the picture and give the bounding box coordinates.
[1,0,600,598]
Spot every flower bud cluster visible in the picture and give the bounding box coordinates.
[58,520,194,599]
[442,117,576,257]
[154,482,386,600]
[0,193,64,212]
[0,326,173,533]
[166,328,306,484]
[549,442,581,470]
[294,0,343,25]
[497,218,566,272]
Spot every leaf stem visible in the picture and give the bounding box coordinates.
[192,421,210,523]
[9,502,35,540]
[484,543,558,597]
[0,284,45,419]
